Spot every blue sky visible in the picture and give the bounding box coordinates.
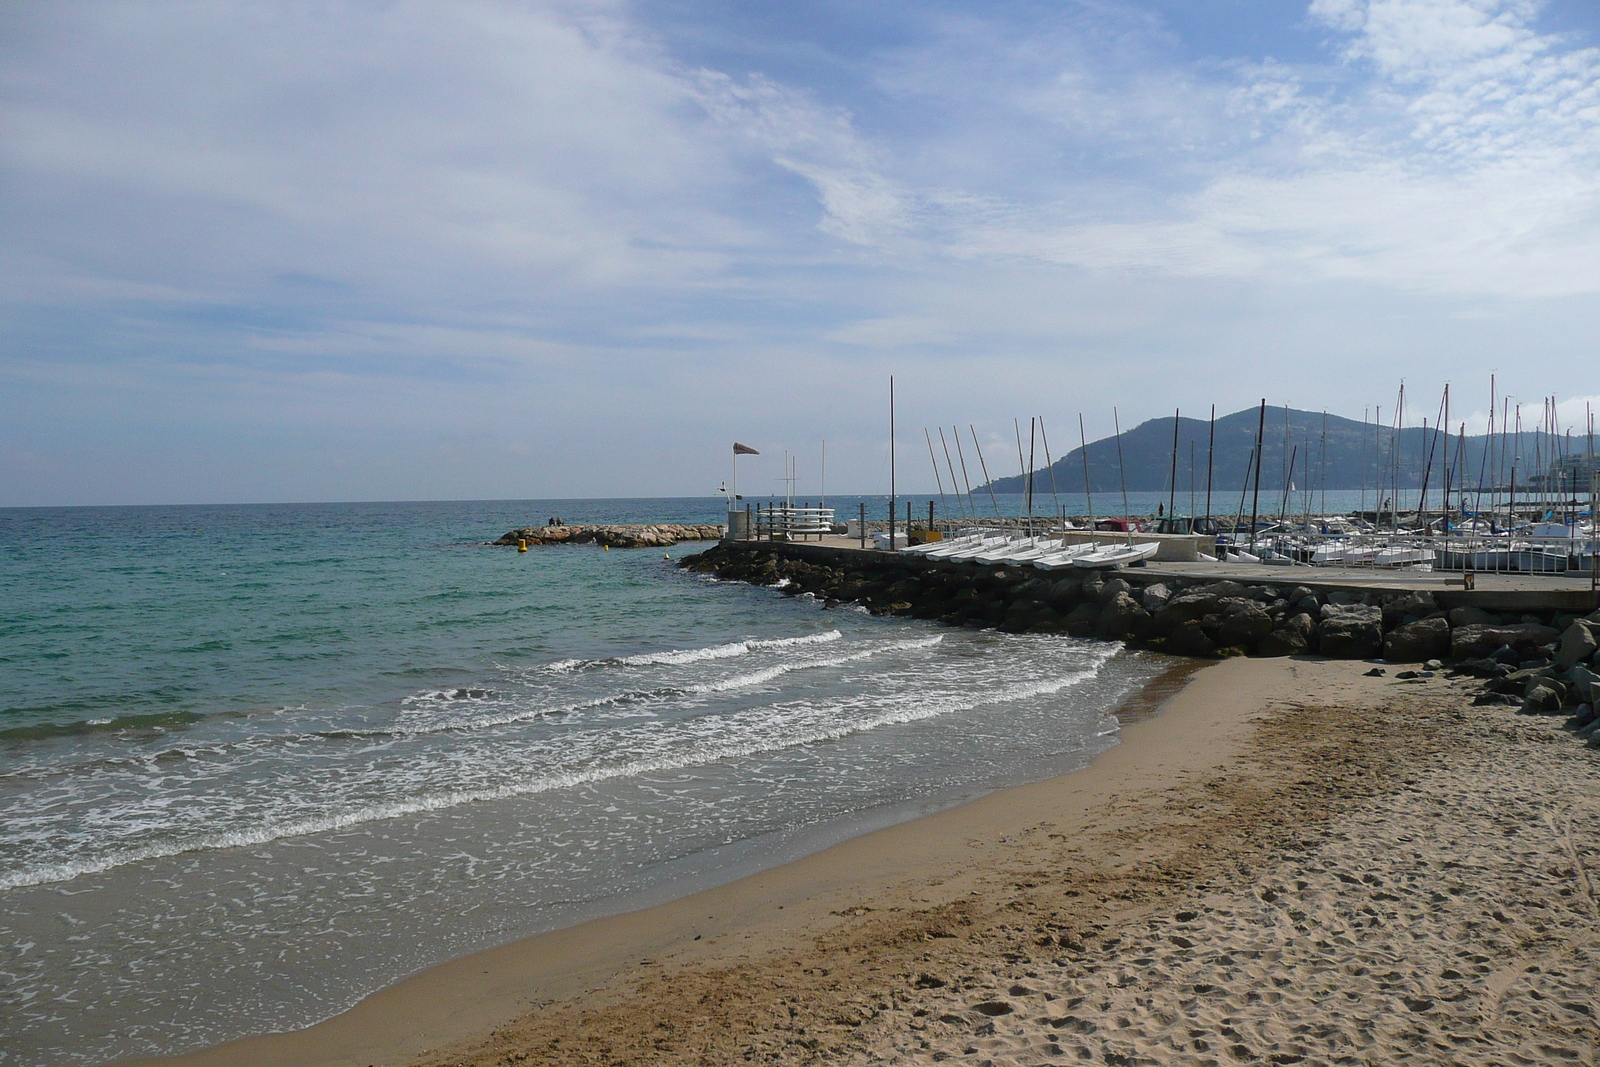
[3,0,1599,505]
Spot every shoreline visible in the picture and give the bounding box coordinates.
[126,652,1272,1067]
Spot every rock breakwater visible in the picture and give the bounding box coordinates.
[497,523,724,549]
[680,543,1600,683]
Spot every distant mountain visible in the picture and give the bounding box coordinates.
[977,405,1581,499]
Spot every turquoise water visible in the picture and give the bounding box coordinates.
[0,499,1164,1065]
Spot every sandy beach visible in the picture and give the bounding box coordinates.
[131,654,1600,1067]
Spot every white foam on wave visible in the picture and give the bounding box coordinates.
[411,634,941,734]
[0,636,1114,892]
[539,630,842,673]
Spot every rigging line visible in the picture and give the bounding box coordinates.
[1038,417,1063,524]
[953,426,979,521]
[1013,418,1028,521]
[924,428,947,512]
[1113,407,1133,545]
[970,424,1003,519]
[938,427,967,522]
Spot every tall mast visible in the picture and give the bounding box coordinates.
[1168,408,1180,522]
[1205,404,1215,525]
[889,376,895,546]
[1039,417,1063,524]
[938,428,966,521]
[1113,407,1133,544]
[1013,418,1029,521]
[1248,399,1266,548]
[970,425,1001,518]
[925,428,947,516]
[1318,411,1328,526]
[952,426,978,519]
[1027,418,1038,523]
[1078,414,1095,528]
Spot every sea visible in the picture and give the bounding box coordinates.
[0,494,1222,1065]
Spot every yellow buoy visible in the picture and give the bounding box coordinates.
[517,538,527,552]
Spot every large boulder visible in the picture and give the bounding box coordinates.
[1383,618,1451,663]
[1319,604,1383,659]
[1571,665,1600,707]
[1165,619,1217,657]
[1063,602,1101,638]
[1139,583,1173,611]
[1099,577,1132,603]
[1046,578,1082,608]
[1555,621,1600,670]
[1448,606,1497,628]
[1382,591,1438,628]
[1215,601,1275,648]
[1521,684,1564,715]
[1097,592,1151,640]
[1156,591,1222,626]
[1450,623,1561,662]
[1192,580,1252,599]
[1258,612,1318,657]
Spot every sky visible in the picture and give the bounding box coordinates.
[3,0,1600,506]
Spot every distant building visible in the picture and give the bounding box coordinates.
[1527,452,1600,492]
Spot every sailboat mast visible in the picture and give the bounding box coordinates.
[1248,399,1266,549]
[1079,414,1095,528]
[925,428,947,517]
[1168,408,1180,522]
[1013,419,1028,522]
[1113,408,1133,544]
[889,376,895,547]
[1318,411,1328,525]
[970,425,1002,519]
[1205,404,1215,525]
[938,428,966,521]
[1027,418,1037,524]
[952,426,978,519]
[1039,417,1062,524]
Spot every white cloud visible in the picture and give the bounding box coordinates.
[690,70,910,246]
[890,0,1600,296]
[5,0,1600,504]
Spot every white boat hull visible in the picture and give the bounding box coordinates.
[1073,542,1160,570]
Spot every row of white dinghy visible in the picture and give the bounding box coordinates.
[901,531,1160,571]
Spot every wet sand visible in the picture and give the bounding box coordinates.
[130,656,1600,1067]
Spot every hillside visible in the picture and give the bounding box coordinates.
[977,406,1579,497]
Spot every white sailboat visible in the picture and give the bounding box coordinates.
[1032,542,1102,570]
[1073,541,1160,570]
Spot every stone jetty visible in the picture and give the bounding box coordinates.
[496,523,724,549]
[684,539,1600,750]
[681,540,1600,707]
